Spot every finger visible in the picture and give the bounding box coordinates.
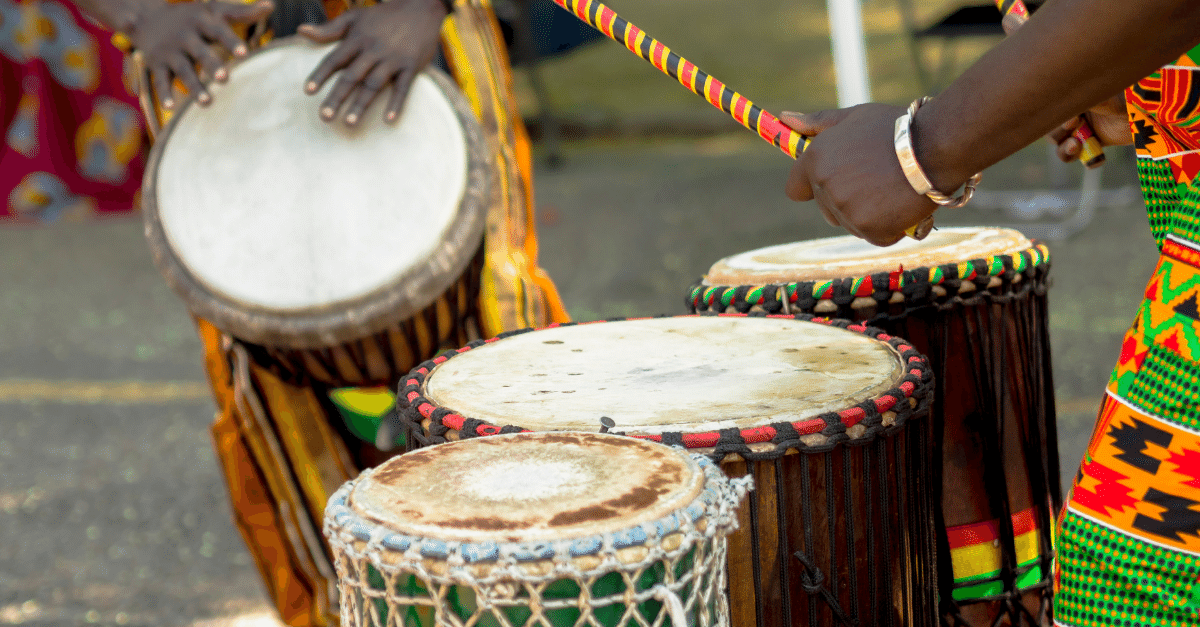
[167,53,210,105]
[197,15,249,59]
[151,64,175,109]
[1057,137,1081,163]
[305,39,361,96]
[813,183,864,240]
[320,57,378,121]
[818,204,840,227]
[778,108,855,137]
[297,11,354,43]
[785,156,815,202]
[216,0,275,24]
[343,63,397,125]
[383,67,417,123]
[1047,116,1083,145]
[182,34,225,83]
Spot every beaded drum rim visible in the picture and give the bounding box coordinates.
[396,313,934,459]
[142,41,493,349]
[323,437,752,584]
[688,243,1050,315]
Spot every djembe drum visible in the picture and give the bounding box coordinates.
[394,314,938,627]
[323,431,751,626]
[142,39,491,388]
[688,227,1060,626]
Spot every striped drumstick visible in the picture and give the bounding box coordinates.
[997,0,1106,168]
[549,0,935,238]
[550,0,807,158]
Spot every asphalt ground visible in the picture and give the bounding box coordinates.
[0,135,1160,626]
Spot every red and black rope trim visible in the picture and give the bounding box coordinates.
[395,313,934,460]
[687,243,1050,317]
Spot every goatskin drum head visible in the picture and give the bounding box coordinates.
[144,40,487,347]
[423,316,904,435]
[704,227,1031,285]
[348,432,704,543]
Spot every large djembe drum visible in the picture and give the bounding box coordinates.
[323,431,752,626]
[142,39,491,388]
[688,227,1060,626]
[395,314,938,627]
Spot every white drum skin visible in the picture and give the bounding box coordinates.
[704,227,1032,285]
[423,316,904,436]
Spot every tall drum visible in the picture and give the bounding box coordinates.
[323,431,751,626]
[143,40,491,388]
[689,227,1060,626]
[395,314,938,627]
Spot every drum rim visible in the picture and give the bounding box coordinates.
[141,39,492,349]
[323,434,750,578]
[688,241,1050,314]
[396,313,934,459]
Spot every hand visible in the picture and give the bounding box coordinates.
[781,105,944,247]
[1050,92,1133,162]
[298,0,447,126]
[128,0,275,109]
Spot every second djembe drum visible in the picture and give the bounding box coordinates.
[689,227,1059,626]
[395,314,938,627]
[324,431,751,626]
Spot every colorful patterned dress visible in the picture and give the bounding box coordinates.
[1,0,146,220]
[1055,45,1200,627]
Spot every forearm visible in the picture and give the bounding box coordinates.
[917,0,1200,191]
[69,0,164,33]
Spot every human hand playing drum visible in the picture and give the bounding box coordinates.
[778,0,1198,247]
[297,0,449,125]
[71,0,449,124]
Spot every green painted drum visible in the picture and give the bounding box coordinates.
[323,432,751,627]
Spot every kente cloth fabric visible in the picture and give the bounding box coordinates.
[0,0,146,220]
[1054,44,1200,627]
[195,2,570,625]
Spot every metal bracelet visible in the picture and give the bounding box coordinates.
[894,96,982,209]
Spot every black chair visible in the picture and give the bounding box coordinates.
[899,0,1042,91]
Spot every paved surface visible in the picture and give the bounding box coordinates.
[0,136,1160,626]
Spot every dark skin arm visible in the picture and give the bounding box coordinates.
[783,0,1200,246]
[70,0,446,124]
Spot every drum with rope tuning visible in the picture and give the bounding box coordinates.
[689,227,1060,627]
[394,314,939,627]
[142,39,491,388]
[323,431,751,627]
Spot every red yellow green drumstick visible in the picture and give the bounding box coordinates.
[998,0,1105,168]
[549,0,939,237]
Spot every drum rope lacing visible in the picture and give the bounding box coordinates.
[391,313,935,461]
[688,243,1050,319]
[325,454,752,627]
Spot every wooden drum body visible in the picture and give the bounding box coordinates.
[143,40,492,387]
[395,314,938,627]
[690,227,1061,626]
[323,432,750,627]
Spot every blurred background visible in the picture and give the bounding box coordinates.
[1,0,1158,625]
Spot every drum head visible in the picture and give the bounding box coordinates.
[423,316,904,435]
[704,227,1031,285]
[349,432,705,543]
[143,40,489,348]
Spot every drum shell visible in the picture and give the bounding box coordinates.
[690,251,1060,625]
[722,428,937,627]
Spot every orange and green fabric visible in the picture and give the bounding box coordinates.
[1054,44,1200,627]
[948,508,1044,601]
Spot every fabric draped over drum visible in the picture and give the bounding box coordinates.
[688,231,1060,627]
[394,314,941,627]
[170,2,570,625]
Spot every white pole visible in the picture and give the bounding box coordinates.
[826,0,873,107]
